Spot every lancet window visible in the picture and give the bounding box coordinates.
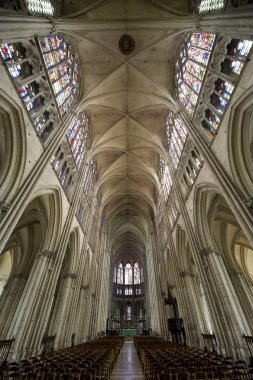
[176,33,253,140]
[67,112,90,170]
[51,145,76,198]
[165,111,188,168]
[126,304,132,320]
[0,40,59,139]
[125,263,133,285]
[117,263,124,285]
[38,35,79,117]
[201,37,252,139]
[134,263,141,284]
[114,262,144,285]
[83,157,97,201]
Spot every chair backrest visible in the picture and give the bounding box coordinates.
[0,338,15,367]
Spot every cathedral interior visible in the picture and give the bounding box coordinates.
[0,0,253,375]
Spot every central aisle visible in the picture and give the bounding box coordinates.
[111,340,145,380]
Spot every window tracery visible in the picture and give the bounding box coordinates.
[198,0,224,13]
[25,0,55,15]
[83,157,97,202]
[113,262,143,286]
[67,112,90,170]
[125,263,133,285]
[38,35,79,117]
[165,111,188,169]
[176,33,215,116]
[159,157,172,201]
[176,33,253,140]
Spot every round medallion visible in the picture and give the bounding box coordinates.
[119,34,135,55]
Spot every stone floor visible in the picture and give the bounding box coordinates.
[111,341,145,379]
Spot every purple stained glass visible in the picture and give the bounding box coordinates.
[190,33,215,51]
[188,47,210,66]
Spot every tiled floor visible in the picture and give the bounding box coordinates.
[111,341,145,379]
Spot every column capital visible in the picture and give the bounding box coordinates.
[63,273,78,280]
[13,273,29,280]
[180,271,195,278]
[199,247,221,257]
[80,284,89,290]
[229,269,243,276]
[0,201,11,215]
[36,250,57,259]
[243,198,253,211]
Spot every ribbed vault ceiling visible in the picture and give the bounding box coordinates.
[61,0,192,259]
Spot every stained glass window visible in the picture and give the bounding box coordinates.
[113,266,117,283]
[198,0,224,13]
[226,39,253,58]
[83,156,96,199]
[159,157,172,200]
[126,304,132,320]
[176,32,215,116]
[0,42,28,79]
[125,263,133,285]
[165,111,188,169]
[140,266,144,283]
[66,113,90,170]
[38,34,79,117]
[133,263,141,284]
[25,0,55,15]
[117,263,124,284]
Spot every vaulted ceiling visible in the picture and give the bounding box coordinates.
[61,0,192,259]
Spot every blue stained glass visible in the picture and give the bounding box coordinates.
[9,62,22,78]
[19,85,29,98]
[184,72,202,93]
[0,43,15,61]
[39,35,63,54]
[185,60,206,80]
[237,40,253,57]
[191,33,215,51]
[188,47,210,66]
[38,35,79,116]
[231,60,244,75]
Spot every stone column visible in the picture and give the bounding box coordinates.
[7,250,56,359]
[54,273,78,349]
[0,272,29,338]
[179,271,203,347]
[228,270,253,331]
[199,247,250,357]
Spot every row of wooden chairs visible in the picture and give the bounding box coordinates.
[6,336,124,379]
[134,337,253,380]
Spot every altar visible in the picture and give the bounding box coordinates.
[121,328,137,337]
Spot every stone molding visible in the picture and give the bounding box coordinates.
[243,198,253,211]
[199,247,221,257]
[36,251,57,260]
[13,273,29,280]
[0,201,11,214]
[180,271,195,278]
[63,273,78,280]
[80,284,89,290]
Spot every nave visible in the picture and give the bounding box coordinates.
[1,0,253,368]
[110,341,144,380]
